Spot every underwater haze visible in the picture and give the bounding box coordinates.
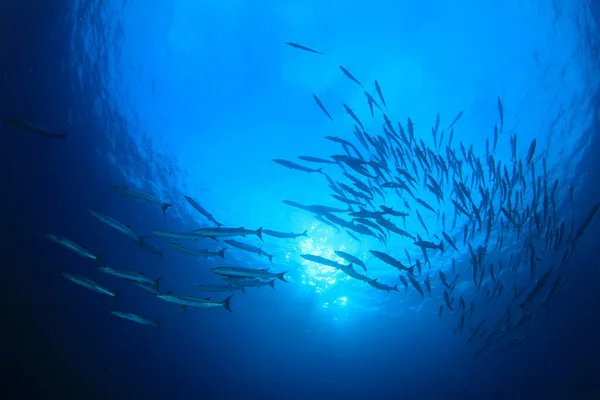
[2,0,600,399]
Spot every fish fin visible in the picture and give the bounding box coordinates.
[275,271,288,283]
[218,248,227,259]
[138,236,148,247]
[256,227,263,242]
[222,295,233,313]
[302,230,308,237]
[161,203,172,214]
[267,254,273,264]
[269,280,276,290]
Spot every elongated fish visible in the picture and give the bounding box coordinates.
[109,185,172,214]
[224,239,273,263]
[196,284,246,294]
[184,195,223,227]
[374,80,387,109]
[111,311,159,329]
[152,230,203,241]
[157,293,233,312]
[312,94,333,122]
[46,234,102,263]
[285,42,323,54]
[273,159,323,173]
[3,117,67,139]
[167,242,226,258]
[89,210,145,246]
[62,273,119,300]
[192,227,263,242]
[98,267,161,289]
[369,250,414,274]
[339,65,364,88]
[262,229,308,239]
[222,278,276,289]
[334,250,367,273]
[212,266,288,282]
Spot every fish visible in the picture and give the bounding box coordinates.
[111,311,159,329]
[273,159,323,174]
[157,293,233,312]
[497,96,504,131]
[46,234,102,263]
[369,250,414,273]
[184,195,223,227]
[339,65,364,88]
[98,267,162,289]
[223,278,276,290]
[152,230,204,241]
[167,242,227,259]
[191,227,263,242]
[312,94,333,122]
[3,117,67,139]
[62,273,119,300]
[298,155,336,164]
[442,232,460,253]
[374,80,387,109]
[211,266,288,282]
[334,250,367,273]
[285,42,323,54]
[89,210,145,246]
[109,185,172,214]
[262,229,308,239]
[196,284,246,294]
[224,239,273,263]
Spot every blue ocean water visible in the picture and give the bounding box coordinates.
[2,0,600,399]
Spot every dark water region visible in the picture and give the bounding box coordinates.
[1,0,600,399]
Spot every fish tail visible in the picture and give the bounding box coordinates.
[154,321,161,332]
[60,131,67,140]
[439,241,445,253]
[408,265,415,276]
[95,254,103,264]
[158,251,164,259]
[114,289,121,302]
[222,295,234,313]
[256,227,263,242]
[161,203,173,215]
[241,286,246,295]
[316,168,323,174]
[269,280,276,290]
[302,230,308,237]
[267,254,273,264]
[276,271,288,283]
[218,248,227,259]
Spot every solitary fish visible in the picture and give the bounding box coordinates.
[46,234,102,263]
[339,65,364,88]
[224,239,273,263]
[334,250,367,273]
[157,293,233,312]
[3,117,67,139]
[111,311,159,330]
[312,94,333,122]
[98,267,162,289]
[263,229,308,239]
[89,210,145,246]
[109,185,172,214]
[285,42,323,54]
[374,80,387,109]
[62,273,119,300]
[184,195,223,227]
[273,159,323,174]
[212,266,288,282]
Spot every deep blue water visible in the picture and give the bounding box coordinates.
[2,0,600,399]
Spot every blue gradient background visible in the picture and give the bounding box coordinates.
[1,0,600,399]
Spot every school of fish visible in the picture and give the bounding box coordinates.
[5,41,598,358]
